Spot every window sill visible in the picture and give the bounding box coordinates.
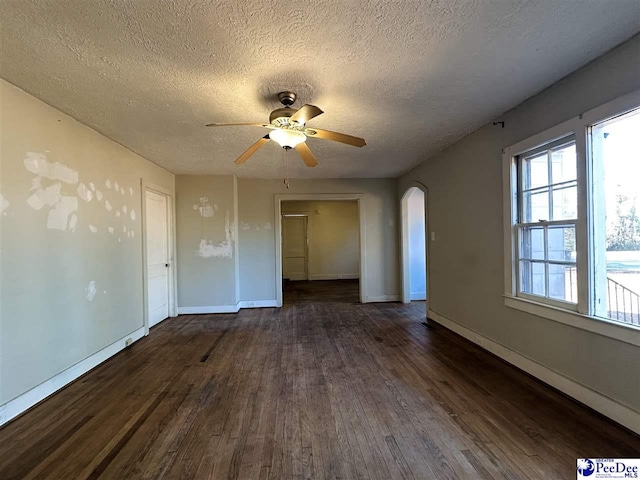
[504,295,640,347]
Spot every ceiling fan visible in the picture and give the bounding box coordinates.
[206,91,366,168]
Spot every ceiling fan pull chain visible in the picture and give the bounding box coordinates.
[282,147,290,189]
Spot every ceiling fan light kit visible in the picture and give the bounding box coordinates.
[269,128,306,148]
[206,91,366,168]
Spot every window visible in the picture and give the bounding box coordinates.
[591,110,640,325]
[516,139,578,307]
[503,91,640,342]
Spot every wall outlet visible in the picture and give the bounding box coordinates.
[247,302,256,307]
[125,338,133,347]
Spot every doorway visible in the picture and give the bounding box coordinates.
[275,195,366,306]
[145,189,171,328]
[401,185,429,312]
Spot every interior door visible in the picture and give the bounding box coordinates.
[146,190,170,328]
[282,216,308,281]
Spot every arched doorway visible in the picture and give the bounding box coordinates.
[401,185,429,314]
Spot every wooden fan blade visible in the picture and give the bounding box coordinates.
[235,135,270,165]
[294,142,318,168]
[206,122,275,129]
[304,128,366,147]
[290,104,323,125]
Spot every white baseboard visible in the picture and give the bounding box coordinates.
[0,326,145,427]
[410,292,426,301]
[239,300,278,309]
[178,305,240,314]
[177,300,278,315]
[427,309,640,435]
[365,295,401,303]
[309,273,360,280]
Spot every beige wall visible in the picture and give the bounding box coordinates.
[282,201,360,280]
[174,177,398,307]
[0,79,174,405]
[398,36,640,411]
[175,175,238,308]
[238,178,399,302]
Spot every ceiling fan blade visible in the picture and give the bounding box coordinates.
[235,135,270,165]
[304,128,366,147]
[206,122,275,129]
[294,142,318,168]
[290,104,323,125]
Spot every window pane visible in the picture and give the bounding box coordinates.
[551,143,576,183]
[591,108,640,325]
[520,226,544,260]
[548,225,575,262]
[520,261,545,296]
[551,184,577,220]
[522,153,548,190]
[549,263,577,303]
[522,189,549,222]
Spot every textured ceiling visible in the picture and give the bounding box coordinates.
[1,1,639,178]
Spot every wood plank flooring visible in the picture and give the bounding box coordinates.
[1,279,638,479]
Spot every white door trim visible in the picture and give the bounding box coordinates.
[275,194,366,306]
[141,181,177,335]
[400,182,430,308]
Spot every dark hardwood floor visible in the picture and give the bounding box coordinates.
[1,280,638,479]
[283,279,360,304]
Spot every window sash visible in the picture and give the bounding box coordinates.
[517,219,577,228]
[517,263,578,307]
[519,136,576,162]
[521,179,576,195]
[517,138,577,224]
[516,221,578,305]
[519,258,576,265]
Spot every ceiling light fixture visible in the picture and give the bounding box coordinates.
[269,128,306,148]
[206,90,365,168]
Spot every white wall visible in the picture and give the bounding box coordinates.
[282,200,360,280]
[0,80,174,414]
[398,35,640,417]
[407,189,426,300]
[175,175,238,310]
[238,178,399,302]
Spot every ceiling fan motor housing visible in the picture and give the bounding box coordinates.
[270,92,300,127]
[269,107,298,127]
[277,91,297,106]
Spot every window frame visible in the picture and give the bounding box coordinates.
[515,136,578,309]
[503,89,640,347]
